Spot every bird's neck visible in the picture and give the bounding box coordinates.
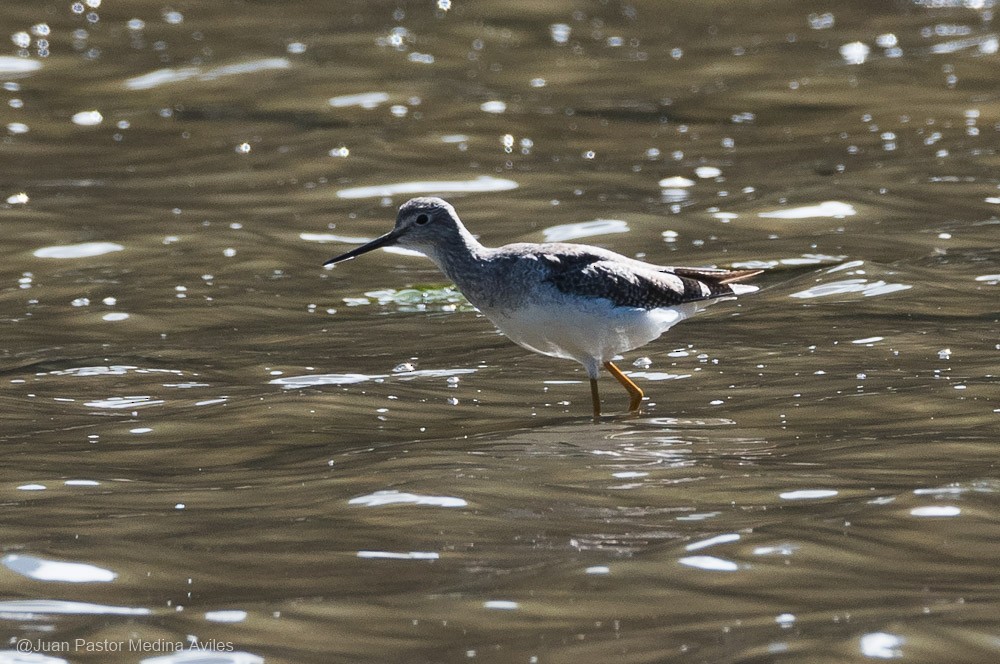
[425,226,488,284]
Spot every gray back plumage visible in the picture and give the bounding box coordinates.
[480,243,760,310]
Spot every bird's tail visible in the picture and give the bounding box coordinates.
[719,269,762,296]
[672,267,763,297]
[717,268,764,284]
[728,283,759,295]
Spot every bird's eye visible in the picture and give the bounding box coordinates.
[415,213,429,225]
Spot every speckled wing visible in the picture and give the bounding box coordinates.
[539,253,760,310]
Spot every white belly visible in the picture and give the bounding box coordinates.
[481,297,709,376]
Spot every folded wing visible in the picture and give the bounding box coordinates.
[540,252,762,310]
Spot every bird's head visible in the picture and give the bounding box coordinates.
[323,197,464,266]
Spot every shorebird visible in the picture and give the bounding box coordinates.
[324,197,761,419]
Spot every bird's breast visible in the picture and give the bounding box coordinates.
[478,295,706,367]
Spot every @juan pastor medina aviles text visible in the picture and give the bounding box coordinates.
[16,638,235,653]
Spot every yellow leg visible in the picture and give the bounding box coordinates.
[604,361,644,412]
[590,378,601,421]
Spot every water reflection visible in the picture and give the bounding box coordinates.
[356,551,439,560]
[859,632,904,659]
[348,490,468,508]
[0,600,150,616]
[327,91,390,109]
[32,242,124,259]
[677,555,740,571]
[270,367,475,389]
[0,57,41,75]
[124,58,291,91]
[335,176,518,199]
[790,278,912,299]
[541,219,629,242]
[758,201,857,219]
[684,533,741,551]
[1,555,116,583]
[141,653,263,664]
[203,611,248,624]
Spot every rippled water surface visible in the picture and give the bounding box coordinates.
[2,1,998,663]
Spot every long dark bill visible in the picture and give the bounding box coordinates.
[323,228,403,266]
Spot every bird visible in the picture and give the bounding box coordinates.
[324,197,761,419]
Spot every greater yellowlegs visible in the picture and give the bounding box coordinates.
[324,197,761,419]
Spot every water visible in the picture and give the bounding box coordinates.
[2,1,998,662]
